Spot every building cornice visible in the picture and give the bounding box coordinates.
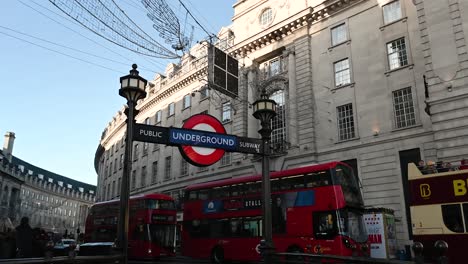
[230,0,365,57]
[139,65,208,114]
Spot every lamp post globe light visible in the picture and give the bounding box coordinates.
[117,64,147,263]
[252,88,277,263]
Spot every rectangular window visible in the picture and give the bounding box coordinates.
[393,87,416,128]
[222,102,231,123]
[141,166,147,188]
[117,178,121,195]
[200,87,209,99]
[387,38,408,70]
[337,103,355,141]
[383,0,402,24]
[331,23,347,46]
[133,144,139,161]
[183,94,191,109]
[270,91,286,153]
[112,181,116,198]
[221,152,231,166]
[181,159,189,177]
[165,156,172,180]
[114,158,117,173]
[168,103,175,117]
[131,170,136,190]
[334,58,351,87]
[155,110,162,123]
[120,154,124,169]
[152,161,158,183]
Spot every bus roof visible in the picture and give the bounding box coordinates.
[186,161,348,191]
[92,193,173,207]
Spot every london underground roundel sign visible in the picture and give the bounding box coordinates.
[179,114,227,166]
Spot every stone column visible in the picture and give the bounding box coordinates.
[247,64,259,139]
[285,47,298,147]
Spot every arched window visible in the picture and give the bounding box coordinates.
[270,90,286,152]
[260,8,273,26]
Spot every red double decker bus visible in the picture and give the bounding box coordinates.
[84,193,177,259]
[408,162,468,263]
[182,161,369,263]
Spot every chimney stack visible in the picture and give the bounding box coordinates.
[3,132,15,162]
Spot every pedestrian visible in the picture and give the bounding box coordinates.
[15,217,33,258]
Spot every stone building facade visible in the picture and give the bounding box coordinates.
[1,132,96,235]
[95,0,468,248]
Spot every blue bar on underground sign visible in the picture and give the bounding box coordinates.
[169,128,237,150]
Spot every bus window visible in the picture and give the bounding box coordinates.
[243,217,262,237]
[245,181,261,195]
[305,171,331,187]
[271,178,281,191]
[212,186,229,199]
[442,204,464,233]
[333,165,362,206]
[282,175,304,190]
[464,203,468,232]
[230,184,244,197]
[314,211,338,239]
[198,189,210,200]
[187,191,197,200]
[146,199,176,210]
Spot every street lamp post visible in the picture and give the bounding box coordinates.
[117,64,147,264]
[252,88,277,264]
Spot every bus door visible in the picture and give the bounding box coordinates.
[129,221,150,258]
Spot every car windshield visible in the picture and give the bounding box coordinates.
[63,240,74,245]
[338,208,368,242]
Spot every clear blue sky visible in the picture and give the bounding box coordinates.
[0,0,236,185]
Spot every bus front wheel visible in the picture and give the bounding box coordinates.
[211,246,225,264]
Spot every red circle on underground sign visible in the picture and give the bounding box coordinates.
[179,114,226,166]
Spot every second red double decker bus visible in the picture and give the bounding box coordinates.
[84,193,177,259]
[182,161,369,263]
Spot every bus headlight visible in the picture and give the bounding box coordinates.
[148,248,152,254]
[342,238,356,249]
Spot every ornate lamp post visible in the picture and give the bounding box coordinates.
[252,88,277,263]
[117,64,147,263]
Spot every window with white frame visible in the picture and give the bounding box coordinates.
[393,87,416,128]
[222,102,231,123]
[155,110,162,123]
[262,57,282,79]
[221,152,231,166]
[200,87,209,99]
[331,23,347,46]
[270,90,286,152]
[141,166,147,188]
[165,156,172,180]
[383,0,402,24]
[183,94,191,109]
[337,103,355,141]
[120,154,123,169]
[181,159,189,177]
[260,8,273,26]
[334,58,351,87]
[168,103,175,117]
[387,38,408,70]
